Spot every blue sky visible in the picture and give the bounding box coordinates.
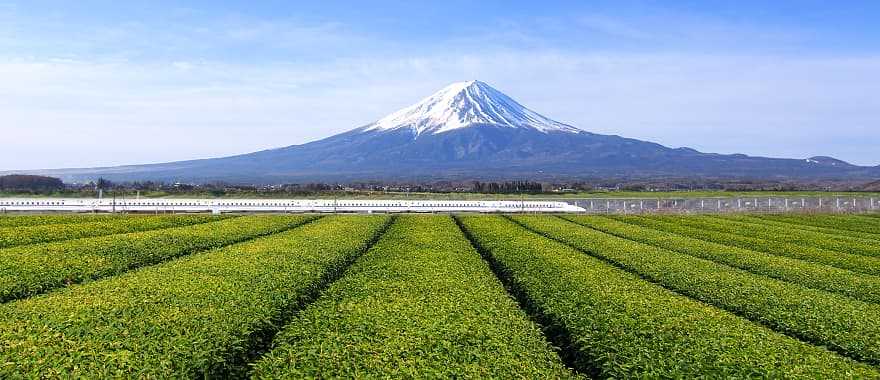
[2,0,879,169]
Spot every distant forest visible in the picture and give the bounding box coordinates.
[0,175,64,191]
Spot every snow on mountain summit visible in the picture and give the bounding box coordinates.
[365,80,582,136]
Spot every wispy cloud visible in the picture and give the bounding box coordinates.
[0,7,374,62]
[3,52,879,170]
[0,2,878,170]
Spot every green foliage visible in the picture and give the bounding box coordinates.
[0,214,123,228]
[731,214,880,241]
[0,174,63,191]
[513,215,880,367]
[563,215,880,304]
[0,214,317,302]
[458,215,877,378]
[253,215,577,379]
[0,215,391,378]
[2,213,879,378]
[0,214,223,248]
[616,215,880,276]
[689,215,880,257]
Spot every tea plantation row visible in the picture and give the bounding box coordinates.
[0,213,877,378]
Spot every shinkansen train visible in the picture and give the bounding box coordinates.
[0,198,585,214]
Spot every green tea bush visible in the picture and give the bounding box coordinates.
[563,215,880,304]
[0,215,390,378]
[514,215,880,366]
[458,215,877,378]
[0,214,222,248]
[0,214,122,228]
[617,215,880,276]
[732,214,880,241]
[685,215,880,257]
[253,215,577,379]
[0,214,316,302]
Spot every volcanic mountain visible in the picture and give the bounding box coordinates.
[16,80,880,182]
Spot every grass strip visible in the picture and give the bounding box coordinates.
[0,215,316,302]
[0,215,391,378]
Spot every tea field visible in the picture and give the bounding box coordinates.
[1,213,879,378]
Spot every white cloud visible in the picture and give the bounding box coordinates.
[2,52,879,171]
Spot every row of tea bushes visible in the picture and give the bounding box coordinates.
[513,215,880,366]
[0,214,122,228]
[253,215,577,378]
[0,214,224,248]
[457,215,877,378]
[616,215,880,276]
[562,215,880,304]
[0,215,391,378]
[0,215,317,302]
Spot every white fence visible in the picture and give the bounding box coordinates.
[556,197,880,214]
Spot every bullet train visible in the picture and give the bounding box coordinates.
[0,198,585,214]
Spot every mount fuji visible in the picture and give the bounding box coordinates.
[15,80,880,183]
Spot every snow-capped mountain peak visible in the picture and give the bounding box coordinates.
[365,80,582,136]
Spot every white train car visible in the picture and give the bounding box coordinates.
[0,198,585,214]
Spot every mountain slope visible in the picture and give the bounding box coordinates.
[12,80,880,183]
